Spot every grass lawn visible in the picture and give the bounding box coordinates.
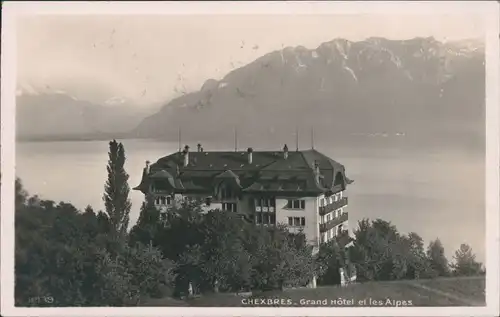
[142,276,486,307]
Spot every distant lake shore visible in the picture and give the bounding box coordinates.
[16,133,134,143]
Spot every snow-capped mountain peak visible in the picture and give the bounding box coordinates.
[16,83,40,96]
[105,96,127,106]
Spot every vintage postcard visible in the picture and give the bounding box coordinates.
[1,1,499,316]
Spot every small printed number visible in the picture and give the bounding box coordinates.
[29,296,54,304]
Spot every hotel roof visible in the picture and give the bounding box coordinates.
[134,148,353,196]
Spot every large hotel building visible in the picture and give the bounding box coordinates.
[134,144,354,252]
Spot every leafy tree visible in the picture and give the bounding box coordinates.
[123,242,176,303]
[348,219,437,281]
[427,238,450,277]
[198,210,252,292]
[315,239,347,285]
[103,139,132,240]
[249,224,315,291]
[129,194,160,247]
[450,244,483,276]
[15,193,109,306]
[350,219,400,281]
[176,244,205,297]
[15,177,171,306]
[399,232,435,279]
[15,177,28,206]
[96,210,112,234]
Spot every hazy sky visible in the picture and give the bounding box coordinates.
[17,14,485,107]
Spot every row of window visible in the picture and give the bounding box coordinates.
[254,197,277,208]
[153,194,307,211]
[286,199,306,210]
[320,224,344,243]
[255,198,306,210]
[319,209,345,224]
[255,212,276,225]
[155,196,172,206]
[222,202,238,213]
[253,215,305,227]
[288,216,306,227]
[319,192,343,207]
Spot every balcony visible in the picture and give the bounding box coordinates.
[319,211,348,233]
[319,197,348,216]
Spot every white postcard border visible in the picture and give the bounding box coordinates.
[1,1,499,316]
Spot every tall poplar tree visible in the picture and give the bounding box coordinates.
[103,139,132,240]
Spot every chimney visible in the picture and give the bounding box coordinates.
[247,147,253,164]
[283,144,289,159]
[197,143,202,152]
[314,160,320,183]
[183,145,190,167]
[145,160,151,174]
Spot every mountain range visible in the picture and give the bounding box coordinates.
[16,88,153,141]
[133,37,485,149]
[17,37,485,149]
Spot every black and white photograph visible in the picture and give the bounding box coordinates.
[1,1,499,316]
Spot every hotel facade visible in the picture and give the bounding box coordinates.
[134,144,354,251]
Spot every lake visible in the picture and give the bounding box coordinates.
[15,138,485,262]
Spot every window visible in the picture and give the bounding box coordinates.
[221,186,235,200]
[294,217,300,226]
[155,195,171,206]
[256,213,276,225]
[336,209,343,218]
[255,197,276,224]
[286,199,305,210]
[263,214,269,224]
[222,203,237,213]
[255,197,276,209]
[288,216,305,227]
